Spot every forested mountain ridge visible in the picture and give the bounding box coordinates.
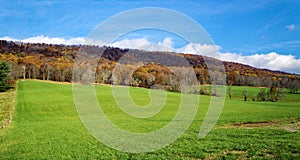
[0,40,299,91]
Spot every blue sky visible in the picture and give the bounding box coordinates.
[0,0,300,73]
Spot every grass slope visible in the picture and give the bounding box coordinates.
[0,80,299,159]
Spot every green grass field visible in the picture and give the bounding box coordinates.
[0,80,299,159]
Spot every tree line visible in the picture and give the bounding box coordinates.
[0,40,299,93]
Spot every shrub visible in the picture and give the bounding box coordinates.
[0,62,11,92]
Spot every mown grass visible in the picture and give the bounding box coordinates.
[0,80,299,159]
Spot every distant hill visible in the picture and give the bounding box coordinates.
[0,40,299,91]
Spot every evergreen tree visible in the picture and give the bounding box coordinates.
[0,62,10,92]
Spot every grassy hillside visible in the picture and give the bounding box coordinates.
[0,80,299,159]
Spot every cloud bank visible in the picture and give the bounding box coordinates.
[221,52,300,73]
[1,35,299,74]
[1,35,86,45]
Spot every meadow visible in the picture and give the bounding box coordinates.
[0,80,299,159]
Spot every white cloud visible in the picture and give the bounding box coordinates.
[1,36,19,42]
[286,24,296,31]
[158,37,174,49]
[65,37,85,45]
[22,35,68,44]
[176,43,221,58]
[112,37,151,49]
[175,42,300,73]
[220,52,300,73]
[1,35,85,45]
[0,35,107,46]
[111,37,174,52]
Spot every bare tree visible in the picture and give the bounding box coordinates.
[242,87,248,101]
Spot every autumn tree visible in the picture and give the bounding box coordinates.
[269,86,277,102]
[257,88,266,101]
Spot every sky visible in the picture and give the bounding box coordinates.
[0,0,300,73]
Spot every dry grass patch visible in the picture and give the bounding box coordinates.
[0,89,16,129]
[206,150,248,160]
[220,118,300,131]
